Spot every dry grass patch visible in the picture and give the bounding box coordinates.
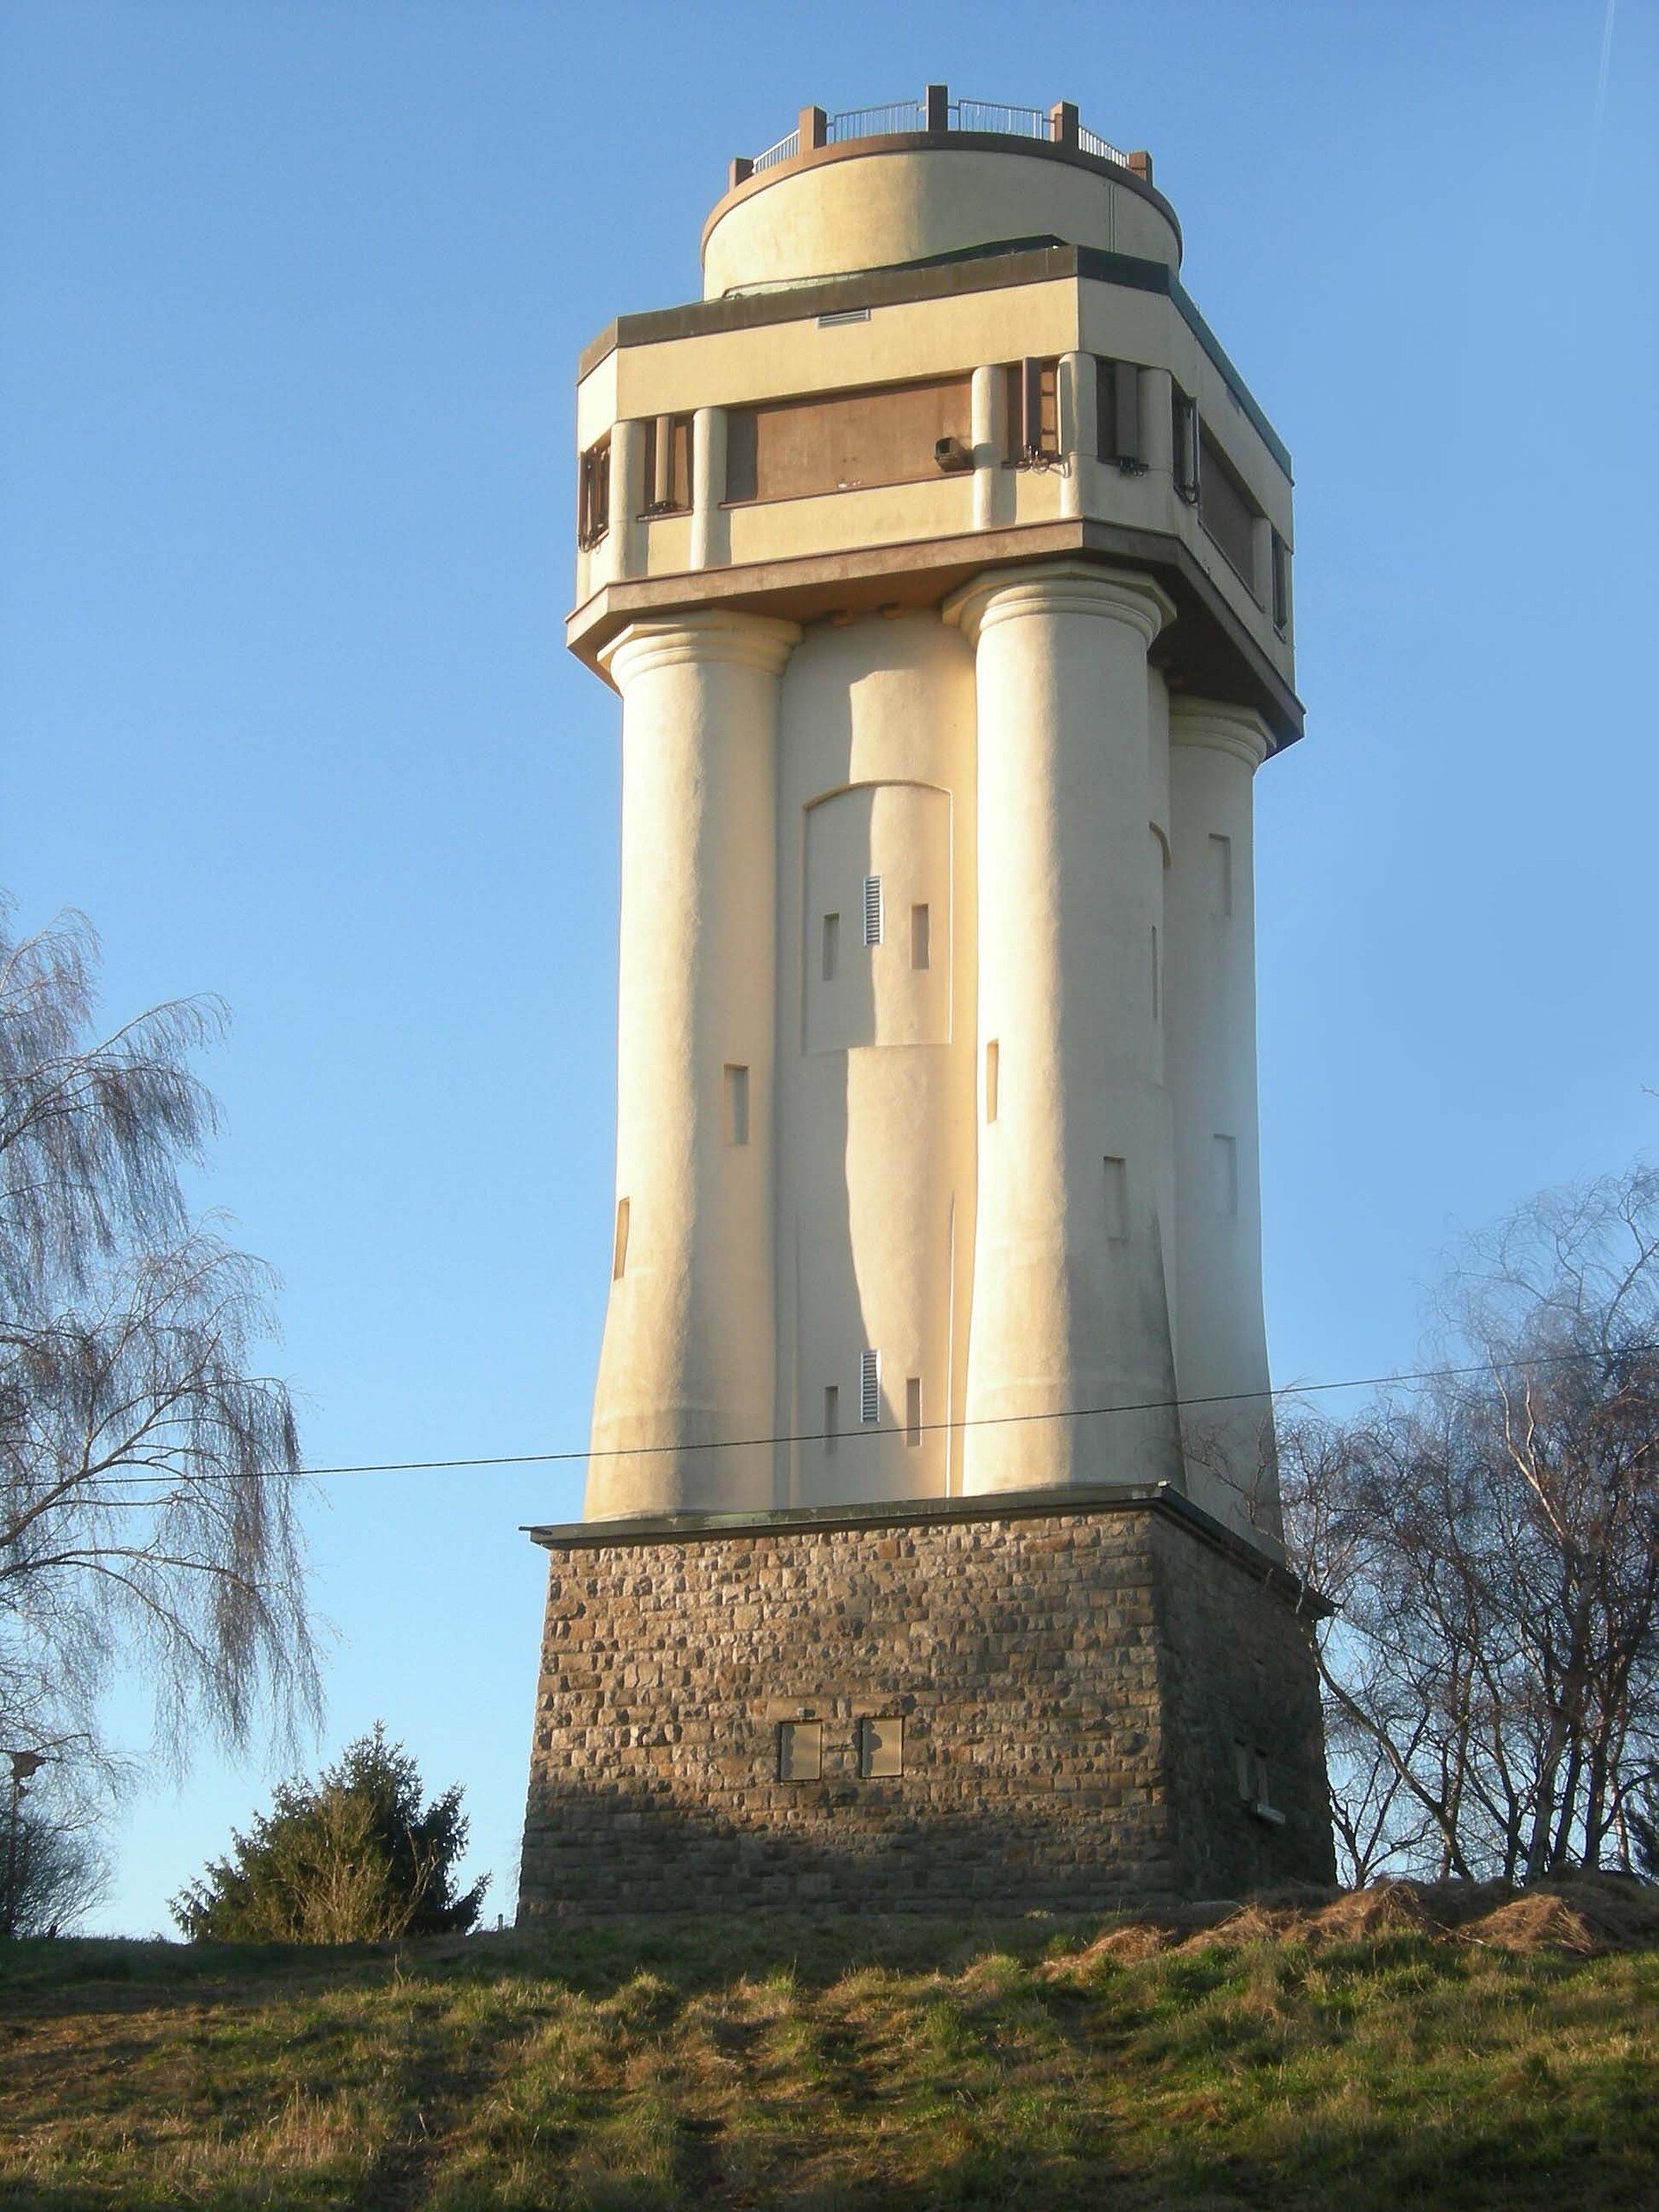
[1,1883,1655,2208]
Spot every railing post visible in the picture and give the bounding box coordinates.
[1050,101,1078,149]
[925,82,949,134]
[728,156,754,189]
[1127,149,1154,184]
[798,104,827,150]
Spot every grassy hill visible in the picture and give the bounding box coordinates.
[3,1879,1656,2209]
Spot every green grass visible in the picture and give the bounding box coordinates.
[2,1898,1656,2209]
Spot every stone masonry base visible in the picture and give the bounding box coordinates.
[518,1485,1334,1918]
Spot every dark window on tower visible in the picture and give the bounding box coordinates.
[578,437,612,548]
[1271,531,1292,632]
[1096,358,1143,467]
[642,414,694,515]
[1172,388,1199,504]
[1006,358,1059,462]
[1198,425,1261,589]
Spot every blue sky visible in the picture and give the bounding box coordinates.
[2,0,1654,1933]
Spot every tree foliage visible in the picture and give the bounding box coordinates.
[172,1725,487,1942]
[0,897,315,1788]
[1282,1165,1659,1885]
[0,1791,109,1938]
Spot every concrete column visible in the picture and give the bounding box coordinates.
[944,563,1183,1496]
[1164,697,1278,1546]
[607,416,647,582]
[586,611,800,1517]
[691,406,729,569]
[1058,349,1096,520]
[970,364,1011,531]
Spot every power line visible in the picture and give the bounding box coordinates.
[74,1340,1659,1487]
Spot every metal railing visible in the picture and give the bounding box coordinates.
[1077,122,1128,165]
[950,99,1048,138]
[752,128,800,174]
[738,90,1137,181]
[827,99,925,142]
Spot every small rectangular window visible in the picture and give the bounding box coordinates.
[1096,357,1142,465]
[612,1197,630,1280]
[642,413,694,516]
[1198,423,1261,587]
[1008,358,1059,461]
[822,912,840,981]
[779,1720,822,1782]
[1271,531,1291,632]
[1103,1155,1128,1242]
[578,437,612,548]
[985,1039,1000,1123]
[1235,1739,1256,1802]
[1210,832,1234,918]
[859,1715,903,1778]
[724,1064,749,1147]
[1172,390,1199,504]
[910,903,931,970]
[860,1348,880,1426]
[862,874,883,946]
[1213,1133,1239,1217]
[905,1376,923,1446]
[823,1384,839,1452]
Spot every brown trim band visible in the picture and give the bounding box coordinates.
[566,520,1305,751]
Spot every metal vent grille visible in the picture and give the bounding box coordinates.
[860,1349,880,1425]
[862,874,882,946]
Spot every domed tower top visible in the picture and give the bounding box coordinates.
[702,86,1181,300]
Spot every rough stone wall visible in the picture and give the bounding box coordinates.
[518,1502,1333,1918]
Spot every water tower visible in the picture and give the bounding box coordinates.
[521,90,1333,1916]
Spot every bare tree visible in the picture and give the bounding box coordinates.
[1281,1165,1659,1885]
[0,898,316,1800]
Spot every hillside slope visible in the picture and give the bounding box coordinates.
[3,1878,1656,2209]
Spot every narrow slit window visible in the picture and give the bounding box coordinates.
[1210,832,1234,917]
[862,874,883,946]
[724,1064,749,1147]
[822,912,840,982]
[1172,389,1199,503]
[985,1039,1000,1123]
[642,413,693,515]
[1151,925,1160,1021]
[1271,531,1291,632]
[910,903,931,970]
[1103,1155,1128,1242]
[578,437,612,548]
[823,1384,839,1452]
[779,1720,822,1783]
[1213,1133,1239,1217]
[1096,356,1142,466]
[905,1376,923,1447]
[860,1349,880,1426]
[1007,357,1059,461]
[612,1197,630,1280]
[859,1715,904,1778]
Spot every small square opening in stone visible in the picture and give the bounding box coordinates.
[859,1715,904,1779]
[778,1720,822,1783]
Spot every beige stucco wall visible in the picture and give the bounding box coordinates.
[702,146,1179,300]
